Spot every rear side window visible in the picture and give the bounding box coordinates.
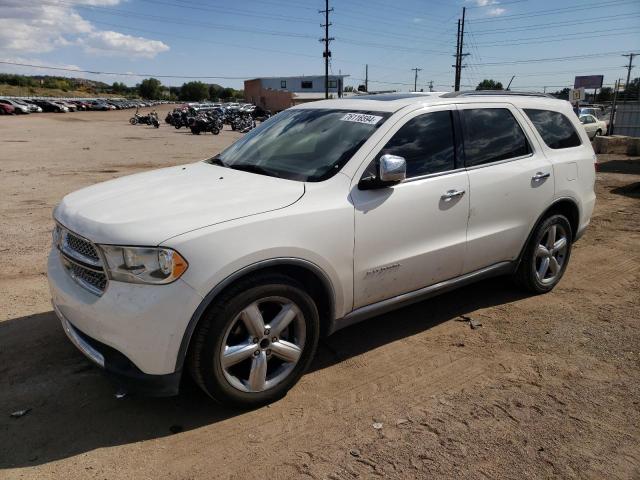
[524,109,582,149]
[378,110,455,178]
[460,108,531,167]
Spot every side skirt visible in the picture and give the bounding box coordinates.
[328,261,514,335]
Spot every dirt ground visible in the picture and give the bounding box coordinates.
[0,108,639,479]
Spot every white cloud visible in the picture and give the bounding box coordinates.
[0,0,169,58]
[413,17,423,23]
[488,7,506,15]
[467,0,507,16]
[84,31,169,58]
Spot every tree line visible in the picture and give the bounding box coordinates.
[0,73,244,101]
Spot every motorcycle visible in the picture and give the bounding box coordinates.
[129,109,159,127]
[190,111,223,135]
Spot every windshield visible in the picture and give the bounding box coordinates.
[207,108,390,182]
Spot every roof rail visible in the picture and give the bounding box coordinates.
[441,90,556,99]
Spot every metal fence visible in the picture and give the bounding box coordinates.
[613,101,640,138]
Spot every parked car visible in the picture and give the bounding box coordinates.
[56,101,77,112]
[48,91,596,407]
[580,107,609,130]
[0,103,16,115]
[21,100,43,112]
[579,114,607,139]
[0,98,30,114]
[14,99,43,113]
[87,101,111,111]
[31,99,67,112]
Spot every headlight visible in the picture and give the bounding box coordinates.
[98,245,188,284]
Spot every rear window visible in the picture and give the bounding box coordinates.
[524,109,582,149]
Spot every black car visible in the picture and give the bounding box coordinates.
[31,99,67,113]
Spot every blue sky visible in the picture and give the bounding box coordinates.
[1,0,639,92]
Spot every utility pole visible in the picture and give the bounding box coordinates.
[610,78,621,136]
[319,0,334,99]
[622,53,636,100]
[453,7,468,91]
[411,67,422,92]
[365,64,368,92]
[454,19,460,90]
[428,80,434,92]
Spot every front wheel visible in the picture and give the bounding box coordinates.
[515,214,572,294]
[188,274,320,408]
[129,117,137,125]
[595,129,602,137]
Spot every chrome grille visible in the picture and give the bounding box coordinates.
[56,224,107,296]
[65,232,100,263]
[66,260,108,295]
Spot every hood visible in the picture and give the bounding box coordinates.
[55,162,305,245]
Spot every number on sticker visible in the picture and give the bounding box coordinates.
[340,113,383,125]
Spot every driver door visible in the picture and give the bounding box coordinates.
[351,107,470,309]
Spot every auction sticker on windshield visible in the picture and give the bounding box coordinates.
[340,113,383,125]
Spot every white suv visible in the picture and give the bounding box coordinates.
[48,92,596,406]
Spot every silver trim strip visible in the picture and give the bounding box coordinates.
[53,302,105,368]
[330,261,513,333]
[464,153,534,171]
[58,226,103,268]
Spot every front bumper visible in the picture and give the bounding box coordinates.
[54,303,182,396]
[48,247,203,383]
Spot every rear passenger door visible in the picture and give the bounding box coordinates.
[458,104,554,273]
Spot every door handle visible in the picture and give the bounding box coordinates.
[441,189,465,200]
[532,172,551,181]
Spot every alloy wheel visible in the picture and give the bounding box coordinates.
[219,296,306,393]
[534,224,568,285]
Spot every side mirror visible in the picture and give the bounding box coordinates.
[379,154,407,183]
[359,154,407,190]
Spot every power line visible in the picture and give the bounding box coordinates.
[0,60,250,80]
[467,50,640,67]
[470,13,640,35]
[474,28,640,48]
[469,0,637,23]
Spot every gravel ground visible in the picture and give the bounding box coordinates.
[0,108,639,479]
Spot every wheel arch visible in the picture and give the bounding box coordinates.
[516,197,581,268]
[175,258,336,373]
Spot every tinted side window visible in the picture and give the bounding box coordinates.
[460,108,531,167]
[524,109,582,149]
[379,111,455,178]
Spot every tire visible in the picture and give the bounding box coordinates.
[129,118,137,125]
[514,214,572,294]
[595,129,602,137]
[188,273,320,408]
[175,124,181,129]
[212,127,220,135]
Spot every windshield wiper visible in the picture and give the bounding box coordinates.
[206,156,227,167]
[228,163,279,178]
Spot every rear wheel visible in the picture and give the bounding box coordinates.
[595,129,602,137]
[515,214,572,293]
[188,274,319,408]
